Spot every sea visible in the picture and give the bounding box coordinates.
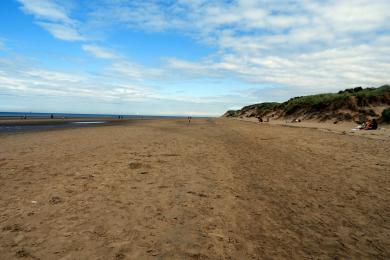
[0,112,183,119]
[0,112,187,133]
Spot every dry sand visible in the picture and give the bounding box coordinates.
[0,118,389,259]
[239,117,390,140]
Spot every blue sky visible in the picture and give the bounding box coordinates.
[0,0,389,116]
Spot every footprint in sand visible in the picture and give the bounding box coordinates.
[49,196,63,205]
[3,223,23,232]
[129,162,153,171]
[161,153,180,157]
[16,248,32,258]
[115,252,126,260]
[187,191,208,198]
[129,162,143,169]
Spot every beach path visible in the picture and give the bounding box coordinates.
[0,118,389,259]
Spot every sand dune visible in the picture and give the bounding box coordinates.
[0,118,389,259]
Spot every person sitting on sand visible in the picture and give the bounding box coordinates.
[363,119,372,130]
[256,116,263,123]
[371,119,378,130]
[364,119,378,130]
[352,119,371,131]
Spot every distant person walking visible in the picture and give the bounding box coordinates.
[188,116,192,124]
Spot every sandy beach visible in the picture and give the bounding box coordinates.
[0,118,389,259]
[238,117,390,141]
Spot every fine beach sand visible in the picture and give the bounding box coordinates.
[0,118,389,259]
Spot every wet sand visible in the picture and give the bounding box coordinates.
[0,118,389,259]
[0,118,130,134]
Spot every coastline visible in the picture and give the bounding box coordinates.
[0,116,194,134]
[0,117,131,134]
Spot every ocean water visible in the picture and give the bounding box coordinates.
[0,112,186,133]
[0,122,91,133]
[0,112,181,119]
[0,120,113,133]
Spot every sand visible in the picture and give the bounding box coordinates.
[239,117,390,140]
[0,118,389,259]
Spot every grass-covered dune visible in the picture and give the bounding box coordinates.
[224,85,390,122]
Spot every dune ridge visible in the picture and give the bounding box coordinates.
[224,85,390,123]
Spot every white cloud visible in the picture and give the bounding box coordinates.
[99,0,389,90]
[315,0,390,33]
[160,110,221,117]
[0,55,163,103]
[0,74,27,91]
[109,61,164,81]
[38,22,84,41]
[25,69,84,82]
[82,44,116,59]
[17,0,84,41]
[165,41,390,91]
[17,0,390,91]
[0,54,254,116]
[87,1,186,32]
[17,0,73,24]
[165,58,213,77]
[0,68,150,101]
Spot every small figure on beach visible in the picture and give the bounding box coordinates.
[50,114,54,119]
[188,116,192,124]
[371,119,378,130]
[256,116,263,123]
[363,119,378,130]
[353,118,379,131]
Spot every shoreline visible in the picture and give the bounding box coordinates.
[0,118,133,134]
[1,115,389,140]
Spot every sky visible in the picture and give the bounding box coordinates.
[0,0,389,116]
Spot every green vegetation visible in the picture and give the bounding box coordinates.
[355,85,390,106]
[227,102,281,117]
[253,102,281,116]
[224,110,238,117]
[283,93,349,115]
[282,85,389,116]
[382,108,390,123]
[225,85,390,121]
